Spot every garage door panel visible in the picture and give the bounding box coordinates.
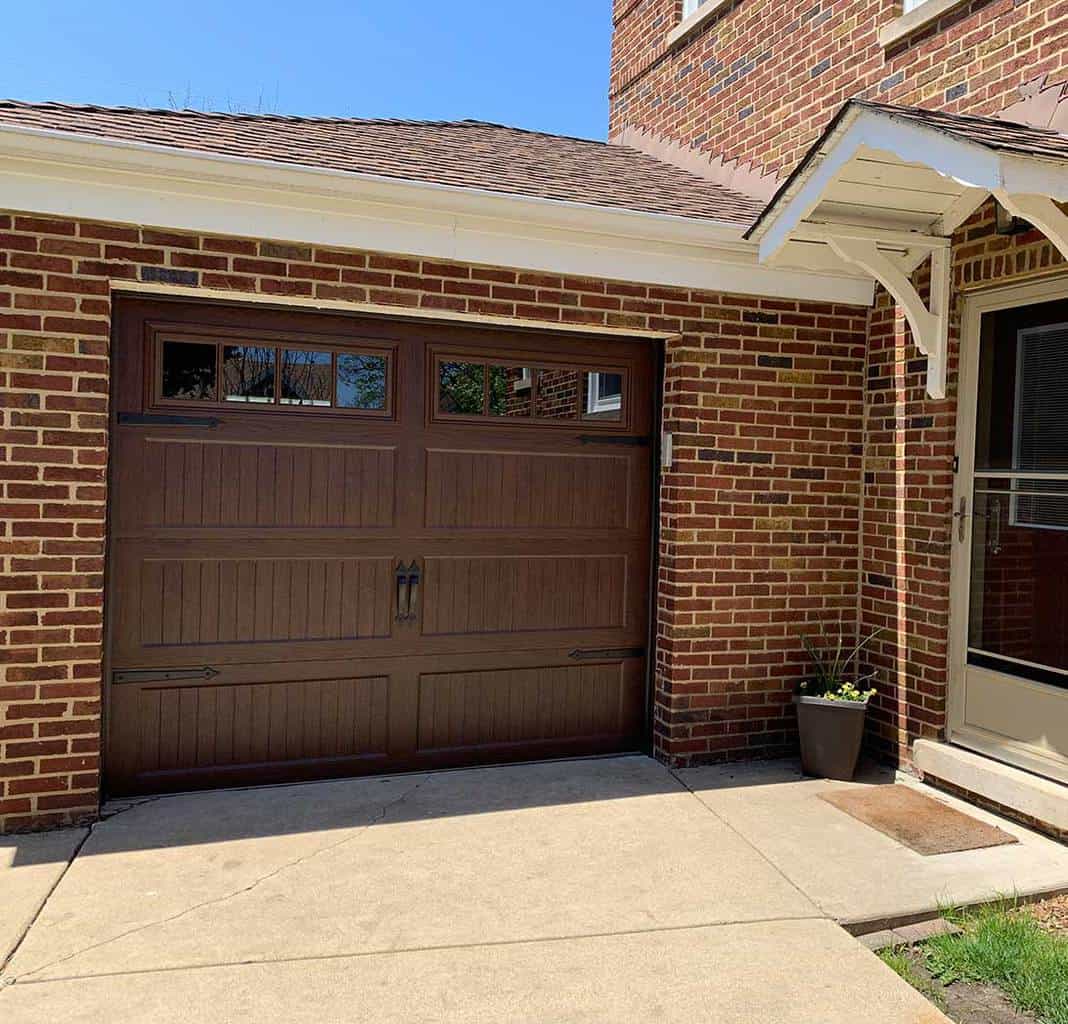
[132,438,397,530]
[425,448,631,530]
[415,660,643,754]
[132,556,395,648]
[108,672,394,794]
[421,555,627,636]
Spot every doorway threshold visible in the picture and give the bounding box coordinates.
[913,739,1067,841]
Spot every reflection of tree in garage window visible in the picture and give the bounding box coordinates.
[223,345,274,403]
[161,340,217,400]
[281,349,332,405]
[337,353,387,410]
[439,361,485,415]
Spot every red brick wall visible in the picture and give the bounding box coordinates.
[0,210,870,830]
[610,0,1068,177]
[0,214,108,833]
[657,296,867,763]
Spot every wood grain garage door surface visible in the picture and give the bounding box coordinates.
[106,298,653,794]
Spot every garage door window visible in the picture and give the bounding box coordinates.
[436,356,626,425]
[158,336,391,415]
[489,365,534,417]
[160,340,218,401]
[583,372,623,420]
[438,360,486,415]
[222,345,275,404]
[336,353,388,410]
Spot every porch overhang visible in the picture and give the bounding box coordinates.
[746,100,1068,399]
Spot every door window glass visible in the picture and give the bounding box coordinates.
[534,369,580,419]
[436,356,627,426]
[489,365,533,417]
[582,371,623,421]
[157,335,390,415]
[969,302,1068,683]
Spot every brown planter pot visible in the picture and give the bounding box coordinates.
[795,696,868,781]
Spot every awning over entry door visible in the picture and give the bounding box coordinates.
[746,100,1068,398]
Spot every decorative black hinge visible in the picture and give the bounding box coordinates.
[568,647,645,661]
[117,413,221,427]
[113,666,220,683]
[952,454,960,473]
[577,435,651,447]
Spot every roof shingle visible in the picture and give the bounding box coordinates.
[855,99,1068,162]
[0,100,765,225]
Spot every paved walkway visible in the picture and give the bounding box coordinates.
[2,755,1064,1022]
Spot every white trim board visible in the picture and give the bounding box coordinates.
[0,123,873,306]
[112,280,683,340]
[879,0,969,48]
[667,0,732,48]
[752,105,1068,264]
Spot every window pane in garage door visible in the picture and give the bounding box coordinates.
[223,345,275,403]
[337,353,388,410]
[161,340,217,400]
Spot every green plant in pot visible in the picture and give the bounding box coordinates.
[795,628,882,781]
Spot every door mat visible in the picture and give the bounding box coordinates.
[820,785,1019,856]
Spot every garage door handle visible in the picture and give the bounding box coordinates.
[406,562,421,623]
[395,562,411,622]
[395,561,421,622]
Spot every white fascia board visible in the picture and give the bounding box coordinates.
[998,154,1068,201]
[756,108,1006,263]
[0,123,873,306]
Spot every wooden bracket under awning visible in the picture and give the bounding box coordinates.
[746,100,1068,398]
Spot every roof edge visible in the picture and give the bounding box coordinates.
[748,97,1068,245]
[0,119,753,238]
[0,98,621,147]
[0,119,874,306]
[744,100,863,242]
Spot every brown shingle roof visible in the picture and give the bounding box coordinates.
[0,100,765,225]
[854,99,1068,161]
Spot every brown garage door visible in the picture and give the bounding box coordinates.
[105,297,654,795]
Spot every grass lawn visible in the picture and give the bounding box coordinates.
[878,900,1068,1024]
[878,945,946,1011]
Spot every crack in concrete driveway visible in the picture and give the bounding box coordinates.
[4,774,434,986]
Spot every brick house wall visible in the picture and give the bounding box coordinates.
[610,0,1068,177]
[0,211,868,831]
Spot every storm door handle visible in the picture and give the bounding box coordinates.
[953,497,969,543]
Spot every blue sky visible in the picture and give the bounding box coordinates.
[3,2,613,139]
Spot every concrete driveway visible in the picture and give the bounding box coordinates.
[0,756,960,1022]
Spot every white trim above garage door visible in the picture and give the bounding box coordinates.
[0,122,873,305]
